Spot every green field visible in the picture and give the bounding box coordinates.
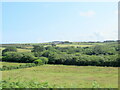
[0,62,26,66]
[2,64,118,88]
[1,48,31,52]
[17,49,31,52]
[56,44,94,47]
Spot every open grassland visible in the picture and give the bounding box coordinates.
[2,65,118,88]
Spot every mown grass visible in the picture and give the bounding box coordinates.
[2,64,118,88]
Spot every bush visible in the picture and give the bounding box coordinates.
[39,57,48,64]
[3,52,36,63]
[0,63,37,71]
[0,80,50,88]
[34,59,43,65]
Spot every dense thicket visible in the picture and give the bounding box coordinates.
[31,44,119,67]
[2,52,48,65]
[2,43,119,67]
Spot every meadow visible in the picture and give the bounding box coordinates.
[2,64,118,88]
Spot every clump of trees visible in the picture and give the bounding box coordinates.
[2,46,17,56]
[2,52,36,63]
[84,45,116,55]
[2,52,49,64]
[30,44,119,67]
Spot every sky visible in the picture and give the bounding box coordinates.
[2,2,118,43]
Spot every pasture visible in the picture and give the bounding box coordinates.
[2,64,118,88]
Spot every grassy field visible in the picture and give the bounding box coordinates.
[2,64,118,88]
[56,44,94,47]
[0,62,26,66]
[17,49,31,52]
[57,44,93,47]
[42,44,94,47]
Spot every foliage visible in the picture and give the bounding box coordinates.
[0,80,51,88]
[0,63,38,71]
[39,57,48,64]
[32,45,45,52]
[33,59,43,65]
[2,46,17,56]
[2,42,119,67]
[92,81,100,88]
[2,52,36,63]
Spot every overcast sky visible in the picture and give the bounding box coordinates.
[2,2,118,43]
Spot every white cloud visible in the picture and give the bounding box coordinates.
[80,10,96,17]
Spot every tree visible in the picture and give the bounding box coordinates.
[32,45,45,52]
[51,44,56,47]
[93,45,116,55]
[3,52,36,63]
[3,52,23,62]
[21,53,36,63]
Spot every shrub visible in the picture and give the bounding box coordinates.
[39,57,48,64]
[34,59,43,65]
[3,52,36,63]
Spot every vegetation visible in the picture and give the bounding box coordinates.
[2,52,36,63]
[33,59,43,65]
[0,63,39,71]
[30,42,119,67]
[1,41,119,88]
[2,64,118,88]
[1,42,119,67]
[2,46,17,56]
[1,79,51,88]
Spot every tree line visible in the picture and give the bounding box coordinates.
[1,43,119,67]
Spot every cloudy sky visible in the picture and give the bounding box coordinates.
[2,2,118,43]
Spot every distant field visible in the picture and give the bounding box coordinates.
[1,48,31,52]
[2,64,118,88]
[56,44,94,47]
[17,49,31,52]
